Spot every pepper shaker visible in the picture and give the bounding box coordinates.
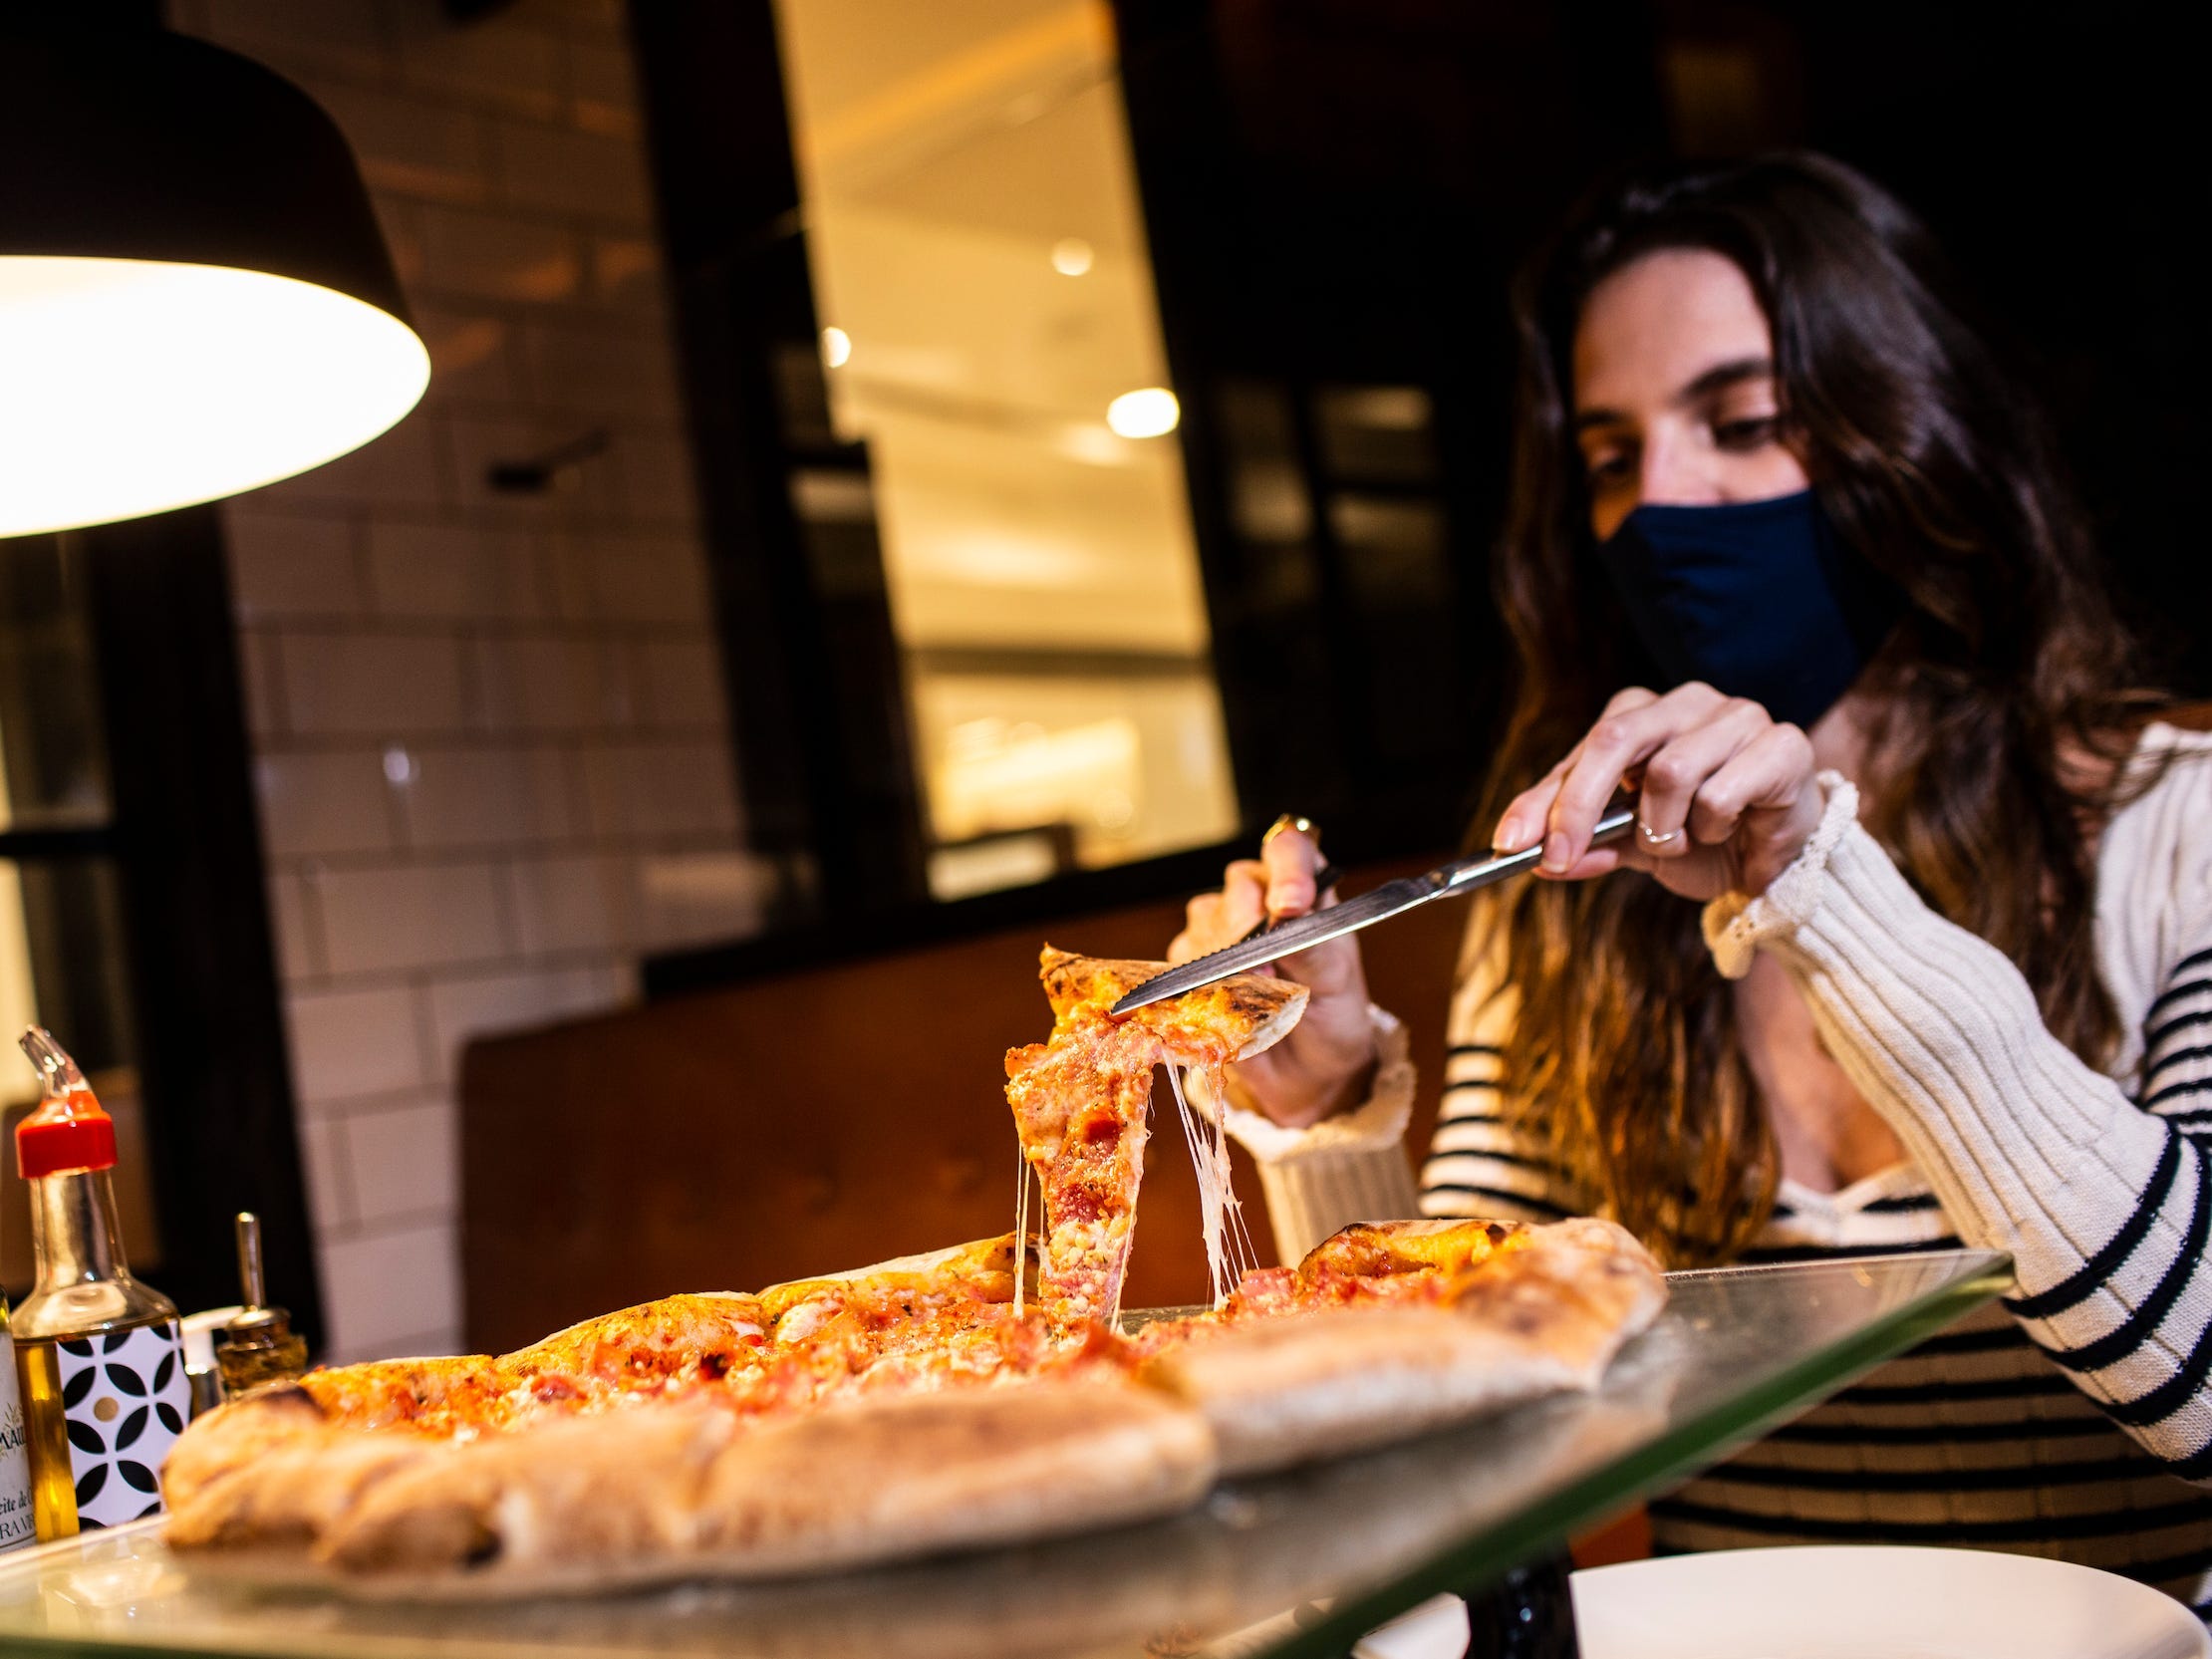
[212,1214,308,1396]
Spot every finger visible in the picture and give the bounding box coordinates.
[1169,899,1226,962]
[1493,751,1577,854]
[1493,687,1671,854]
[1534,844,1628,882]
[1273,931,1368,997]
[1259,828,1323,920]
[1634,698,1769,858]
[1543,683,1728,872]
[1686,722,1814,847]
[1221,860,1269,936]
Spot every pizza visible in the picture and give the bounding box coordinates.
[1005,947,1305,1319]
[158,950,1663,1597]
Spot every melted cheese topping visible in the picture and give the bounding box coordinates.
[1166,1062,1255,1309]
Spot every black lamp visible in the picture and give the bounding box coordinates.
[0,29,429,538]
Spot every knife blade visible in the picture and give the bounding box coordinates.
[1109,806,1638,1015]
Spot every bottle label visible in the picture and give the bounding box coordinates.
[57,1321,188,1529]
[0,1335,34,1551]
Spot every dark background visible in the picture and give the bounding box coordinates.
[633,0,2210,987]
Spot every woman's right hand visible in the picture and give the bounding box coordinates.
[1169,823,1378,1129]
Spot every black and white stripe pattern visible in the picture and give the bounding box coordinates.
[1413,804,2212,1618]
[1421,1068,2212,1613]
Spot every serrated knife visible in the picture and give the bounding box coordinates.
[1109,806,1637,1015]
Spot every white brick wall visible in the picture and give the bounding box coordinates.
[166,0,770,1361]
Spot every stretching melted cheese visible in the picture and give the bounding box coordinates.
[1003,948,1304,1322]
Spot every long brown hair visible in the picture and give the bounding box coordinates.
[1486,152,2158,1264]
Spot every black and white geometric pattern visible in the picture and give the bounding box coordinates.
[55,1320,188,1529]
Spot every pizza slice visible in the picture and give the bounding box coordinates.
[501,1291,771,1404]
[1138,1217,1664,1476]
[292,1355,500,1432]
[1005,948,1306,1322]
[1292,1218,1529,1304]
[742,1235,1097,1409]
[165,1238,1061,1564]
[1443,1216,1669,1384]
[756,1235,1025,1343]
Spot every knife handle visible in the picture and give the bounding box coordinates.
[1439,806,1639,892]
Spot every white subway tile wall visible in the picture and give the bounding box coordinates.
[166,0,768,1361]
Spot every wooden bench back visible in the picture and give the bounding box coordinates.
[458,857,1465,1352]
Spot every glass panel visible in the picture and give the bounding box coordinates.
[0,857,154,1290]
[0,533,113,834]
[0,1249,2009,1657]
[1218,379,1316,550]
[1312,385,1438,485]
[911,657,1235,875]
[770,0,1241,897]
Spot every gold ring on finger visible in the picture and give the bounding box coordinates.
[1262,813,1320,851]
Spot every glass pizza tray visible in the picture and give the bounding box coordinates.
[0,1248,2011,1659]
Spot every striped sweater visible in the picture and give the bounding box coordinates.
[1222,721,2212,1614]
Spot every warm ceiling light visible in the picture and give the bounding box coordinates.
[0,260,427,538]
[0,30,427,537]
[1049,237,1095,276]
[1106,388,1180,439]
[821,326,852,368]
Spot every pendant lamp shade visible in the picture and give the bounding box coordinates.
[0,31,429,538]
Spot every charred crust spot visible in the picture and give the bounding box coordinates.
[248,1383,328,1421]
[463,1526,504,1568]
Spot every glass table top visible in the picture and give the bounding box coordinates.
[0,1248,2012,1659]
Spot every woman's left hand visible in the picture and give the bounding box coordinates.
[1491,682,1827,902]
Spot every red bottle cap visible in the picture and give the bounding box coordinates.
[14,1026,118,1180]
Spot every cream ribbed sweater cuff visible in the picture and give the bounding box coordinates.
[1210,1005,1422,1262]
[1699,775,2174,1312]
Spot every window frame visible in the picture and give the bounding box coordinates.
[1,507,321,1346]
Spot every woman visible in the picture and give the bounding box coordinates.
[1176,152,2212,1610]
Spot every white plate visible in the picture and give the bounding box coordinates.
[1572,1545,2210,1659]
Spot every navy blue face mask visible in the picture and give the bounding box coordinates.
[1592,490,1904,730]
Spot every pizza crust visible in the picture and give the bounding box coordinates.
[1141,1218,1665,1477]
[758,1233,1025,1329]
[1141,1304,1580,1476]
[161,1384,327,1517]
[167,1428,439,1552]
[295,1378,1217,1599]
[320,1403,735,1590]
[690,1378,1216,1580]
[1445,1217,1667,1382]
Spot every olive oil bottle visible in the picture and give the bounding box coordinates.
[10,1028,188,1540]
[0,1290,36,1551]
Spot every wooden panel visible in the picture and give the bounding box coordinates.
[460,857,1466,1353]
